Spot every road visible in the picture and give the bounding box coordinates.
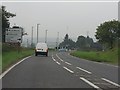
[2,51,120,89]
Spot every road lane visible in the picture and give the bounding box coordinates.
[54,52,119,89]
[57,52,119,85]
[2,51,119,89]
[2,52,92,88]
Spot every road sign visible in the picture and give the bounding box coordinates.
[5,27,23,43]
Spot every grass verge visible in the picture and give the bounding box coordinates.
[70,48,119,65]
[2,48,34,72]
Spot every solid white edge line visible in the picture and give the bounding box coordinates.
[89,60,119,68]
[65,62,72,65]
[0,56,31,79]
[69,53,118,68]
[56,54,64,62]
[101,78,120,87]
[63,66,74,74]
[80,77,100,89]
[76,67,92,74]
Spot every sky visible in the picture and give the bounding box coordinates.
[2,1,118,45]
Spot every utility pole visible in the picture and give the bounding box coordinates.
[31,26,33,47]
[27,39,28,47]
[45,29,48,43]
[56,32,59,50]
[37,24,40,43]
[87,31,89,37]
[57,32,59,48]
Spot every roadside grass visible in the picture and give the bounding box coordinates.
[48,48,55,51]
[0,54,2,73]
[70,48,119,65]
[0,43,2,73]
[2,48,34,72]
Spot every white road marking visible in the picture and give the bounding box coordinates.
[56,54,72,65]
[65,62,72,65]
[56,54,64,62]
[68,53,70,56]
[52,55,61,65]
[56,61,61,65]
[80,77,100,89]
[76,67,92,74]
[63,66,74,74]
[51,56,56,62]
[90,60,119,68]
[0,56,31,79]
[101,78,120,87]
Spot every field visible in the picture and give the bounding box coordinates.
[2,45,34,72]
[70,48,119,65]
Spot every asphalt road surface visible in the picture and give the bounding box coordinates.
[2,51,120,89]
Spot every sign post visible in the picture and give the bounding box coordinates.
[5,27,24,46]
[5,26,24,54]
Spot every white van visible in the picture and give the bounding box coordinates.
[35,43,48,56]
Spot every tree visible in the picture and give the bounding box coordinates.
[59,34,76,49]
[86,36,94,48]
[95,20,120,49]
[2,6,16,42]
[76,35,94,50]
[64,34,69,41]
[76,36,86,49]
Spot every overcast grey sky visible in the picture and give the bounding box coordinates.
[2,1,118,42]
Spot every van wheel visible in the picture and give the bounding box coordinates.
[46,53,48,57]
[35,53,37,56]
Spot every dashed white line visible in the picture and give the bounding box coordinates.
[52,56,56,62]
[56,54,72,65]
[52,55,61,65]
[56,61,61,65]
[0,56,31,79]
[76,67,92,74]
[56,54,64,62]
[65,62,72,65]
[80,77,100,89]
[101,78,120,87]
[63,66,74,74]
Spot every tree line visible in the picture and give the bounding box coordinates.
[1,6,16,43]
[59,20,120,51]
[59,34,102,51]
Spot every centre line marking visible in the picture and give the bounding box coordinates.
[101,78,120,87]
[63,66,74,74]
[76,67,92,74]
[56,54,64,62]
[65,62,72,65]
[80,77,100,89]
